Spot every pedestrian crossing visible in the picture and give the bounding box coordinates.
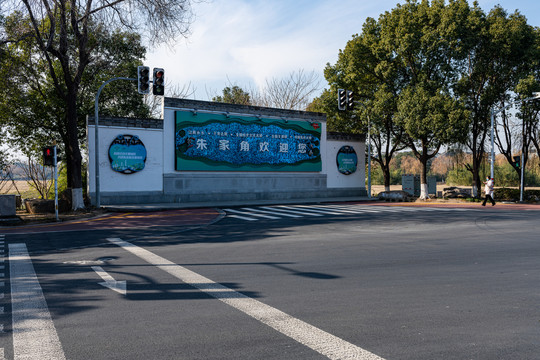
[222,204,474,222]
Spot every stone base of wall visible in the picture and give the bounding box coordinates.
[92,188,367,205]
[90,173,367,205]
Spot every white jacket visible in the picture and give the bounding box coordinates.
[484,179,494,196]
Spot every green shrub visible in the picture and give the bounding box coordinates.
[493,188,540,202]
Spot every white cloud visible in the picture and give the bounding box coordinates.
[146,0,540,100]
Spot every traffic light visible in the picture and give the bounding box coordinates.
[153,68,164,96]
[338,89,346,111]
[346,90,354,110]
[137,66,150,94]
[513,155,521,169]
[43,146,56,166]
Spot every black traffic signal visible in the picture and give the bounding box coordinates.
[137,66,150,94]
[346,90,354,110]
[153,68,164,96]
[338,89,346,111]
[43,146,56,166]
[513,155,521,169]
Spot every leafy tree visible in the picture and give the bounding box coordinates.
[323,15,407,192]
[1,22,150,150]
[381,0,470,199]
[213,85,252,105]
[1,0,193,209]
[0,20,151,204]
[455,5,537,196]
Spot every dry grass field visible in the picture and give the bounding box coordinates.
[1,180,41,198]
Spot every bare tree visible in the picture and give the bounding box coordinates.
[4,0,194,209]
[18,156,55,199]
[0,154,21,195]
[146,81,196,117]
[251,69,321,110]
[494,102,536,182]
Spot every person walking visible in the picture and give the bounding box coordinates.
[482,176,495,206]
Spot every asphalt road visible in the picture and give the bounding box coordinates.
[1,203,539,359]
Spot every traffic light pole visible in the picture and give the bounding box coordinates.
[337,89,371,199]
[53,145,58,221]
[94,77,135,208]
[357,103,371,199]
[520,152,524,202]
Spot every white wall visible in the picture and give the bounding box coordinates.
[86,104,366,204]
[87,125,164,193]
[326,139,365,188]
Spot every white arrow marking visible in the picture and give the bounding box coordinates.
[92,266,127,295]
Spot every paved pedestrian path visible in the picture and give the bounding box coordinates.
[0,208,221,234]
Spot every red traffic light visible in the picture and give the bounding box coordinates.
[153,68,165,96]
[43,146,56,166]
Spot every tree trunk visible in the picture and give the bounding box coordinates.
[471,172,479,198]
[383,165,391,193]
[471,155,481,198]
[420,157,428,200]
[66,90,85,210]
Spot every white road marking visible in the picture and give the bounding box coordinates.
[224,208,280,219]
[322,205,378,213]
[282,205,346,215]
[325,206,382,213]
[295,205,362,215]
[106,237,385,360]
[277,205,339,216]
[240,207,303,218]
[260,206,324,216]
[92,266,127,295]
[227,214,258,221]
[224,204,477,222]
[9,243,66,360]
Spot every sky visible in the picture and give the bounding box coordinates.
[145,0,540,101]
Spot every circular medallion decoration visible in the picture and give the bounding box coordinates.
[336,145,357,175]
[108,135,147,174]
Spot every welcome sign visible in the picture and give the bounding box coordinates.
[175,111,322,171]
